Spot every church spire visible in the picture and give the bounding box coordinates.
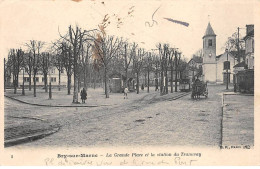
[203,22,216,38]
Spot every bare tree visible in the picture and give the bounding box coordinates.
[123,42,137,88]
[157,43,168,95]
[174,51,181,92]
[60,42,73,95]
[133,48,146,94]
[8,48,24,94]
[223,32,245,62]
[26,40,45,97]
[41,52,51,92]
[80,42,92,89]
[23,51,33,91]
[54,53,63,91]
[143,52,154,93]
[93,31,123,98]
[59,25,95,103]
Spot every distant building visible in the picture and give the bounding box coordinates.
[202,22,217,83]
[188,56,203,81]
[216,51,238,84]
[10,67,74,88]
[233,24,254,93]
[244,24,254,69]
[201,22,239,84]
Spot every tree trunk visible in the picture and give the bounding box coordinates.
[104,67,109,98]
[13,73,17,94]
[78,76,81,93]
[58,69,61,91]
[147,68,150,93]
[171,61,173,93]
[67,74,71,95]
[175,69,178,92]
[16,74,19,88]
[136,72,140,94]
[44,73,48,93]
[33,73,36,97]
[84,67,87,89]
[29,73,32,91]
[165,68,168,94]
[94,71,96,89]
[125,69,128,88]
[144,73,147,86]
[160,63,164,96]
[73,75,79,103]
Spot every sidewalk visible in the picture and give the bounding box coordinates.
[222,92,254,147]
[4,87,157,107]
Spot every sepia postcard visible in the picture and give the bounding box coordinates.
[0,0,259,166]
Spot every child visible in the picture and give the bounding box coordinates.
[124,87,128,99]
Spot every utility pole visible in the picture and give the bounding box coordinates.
[225,49,229,90]
[237,27,240,63]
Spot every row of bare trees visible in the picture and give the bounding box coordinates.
[4,22,188,102]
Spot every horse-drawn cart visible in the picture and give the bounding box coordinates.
[191,79,208,99]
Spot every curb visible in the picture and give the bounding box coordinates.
[4,127,60,147]
[222,92,254,96]
[4,95,113,108]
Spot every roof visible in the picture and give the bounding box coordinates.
[193,56,203,63]
[233,61,247,68]
[189,56,203,64]
[216,54,222,58]
[203,22,216,38]
[216,50,245,59]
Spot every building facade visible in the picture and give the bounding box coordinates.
[202,22,217,83]
[188,56,203,81]
[216,51,237,84]
[11,67,74,87]
[201,22,240,84]
[244,24,254,70]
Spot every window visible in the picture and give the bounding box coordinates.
[51,69,55,74]
[208,39,213,47]
[51,77,56,82]
[24,77,30,82]
[61,69,64,74]
[34,77,39,82]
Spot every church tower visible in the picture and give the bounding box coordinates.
[202,22,217,83]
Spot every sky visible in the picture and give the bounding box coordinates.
[0,0,256,61]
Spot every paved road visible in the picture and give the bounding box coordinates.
[5,85,229,148]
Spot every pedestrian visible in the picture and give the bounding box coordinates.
[124,87,128,99]
[141,84,144,91]
[109,84,112,93]
[80,88,87,103]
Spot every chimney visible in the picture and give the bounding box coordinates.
[246,25,254,35]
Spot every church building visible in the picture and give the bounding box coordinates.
[202,22,217,83]
[202,22,237,84]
